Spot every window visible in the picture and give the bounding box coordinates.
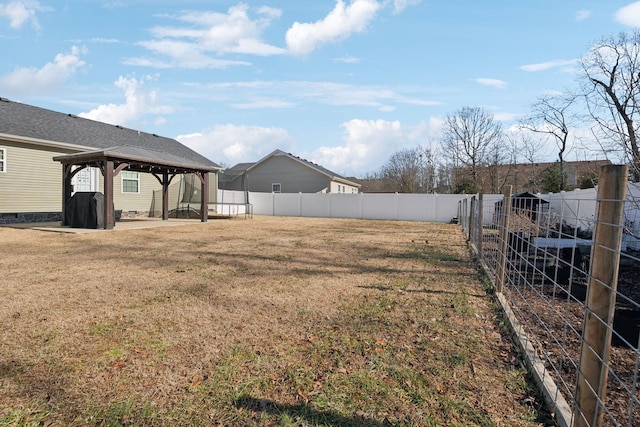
[121,171,140,193]
[0,148,5,172]
[272,183,281,193]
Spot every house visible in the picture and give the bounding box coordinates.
[0,98,222,227]
[455,159,611,194]
[220,149,360,194]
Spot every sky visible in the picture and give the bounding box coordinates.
[1,0,640,177]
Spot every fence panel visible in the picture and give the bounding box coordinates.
[329,194,362,219]
[272,193,301,217]
[360,193,399,220]
[396,194,432,221]
[298,193,329,217]
[463,167,640,427]
[248,192,274,216]
[217,189,247,204]
[244,192,470,222]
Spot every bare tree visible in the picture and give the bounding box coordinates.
[509,132,548,192]
[521,93,576,191]
[515,132,548,165]
[485,133,517,193]
[580,30,640,179]
[379,146,437,193]
[441,106,504,192]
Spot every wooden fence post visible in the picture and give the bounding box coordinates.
[496,186,513,293]
[574,165,628,427]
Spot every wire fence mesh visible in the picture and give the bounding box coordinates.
[462,166,640,427]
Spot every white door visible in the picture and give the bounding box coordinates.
[73,167,98,192]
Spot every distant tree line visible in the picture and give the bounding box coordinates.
[356,30,640,194]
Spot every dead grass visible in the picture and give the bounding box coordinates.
[0,216,551,426]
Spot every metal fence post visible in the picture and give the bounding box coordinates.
[463,198,468,231]
[496,186,513,293]
[574,165,628,427]
[469,196,476,242]
[477,193,483,255]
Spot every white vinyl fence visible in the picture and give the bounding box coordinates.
[217,190,471,223]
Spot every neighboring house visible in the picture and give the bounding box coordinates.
[455,160,611,194]
[220,149,360,194]
[0,97,222,226]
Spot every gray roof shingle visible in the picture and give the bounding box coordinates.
[0,97,220,170]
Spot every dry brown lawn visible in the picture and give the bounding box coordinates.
[0,216,551,426]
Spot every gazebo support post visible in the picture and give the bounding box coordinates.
[61,164,73,226]
[162,170,170,220]
[103,160,115,230]
[198,172,209,222]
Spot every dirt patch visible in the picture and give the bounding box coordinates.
[0,216,550,425]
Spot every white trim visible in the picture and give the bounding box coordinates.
[0,147,5,173]
[121,170,140,194]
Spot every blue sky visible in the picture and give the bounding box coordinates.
[1,1,639,176]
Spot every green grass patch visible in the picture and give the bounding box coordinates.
[0,406,52,427]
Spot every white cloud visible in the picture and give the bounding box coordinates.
[176,124,295,166]
[476,78,507,89]
[392,0,422,15]
[520,59,578,72]
[257,6,282,19]
[307,118,434,175]
[333,55,361,63]
[91,37,119,44]
[130,4,285,68]
[0,0,49,30]
[0,46,86,96]
[291,81,437,110]
[79,75,173,127]
[133,39,252,69]
[193,80,438,112]
[101,1,126,9]
[575,9,591,22]
[285,0,382,56]
[230,98,295,109]
[615,2,640,27]
[493,111,520,122]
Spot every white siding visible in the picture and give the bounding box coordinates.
[330,181,359,194]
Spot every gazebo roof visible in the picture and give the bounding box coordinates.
[53,145,220,174]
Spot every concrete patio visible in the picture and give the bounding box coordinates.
[0,217,219,234]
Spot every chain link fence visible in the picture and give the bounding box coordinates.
[462,165,640,427]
